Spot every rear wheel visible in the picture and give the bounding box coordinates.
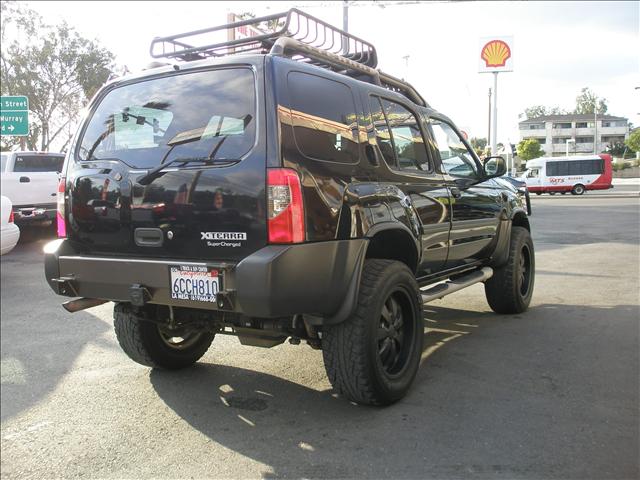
[113,303,214,369]
[322,259,423,406]
[571,184,585,195]
[485,226,535,314]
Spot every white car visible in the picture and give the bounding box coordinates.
[1,195,20,255]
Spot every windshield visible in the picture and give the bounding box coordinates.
[76,68,256,168]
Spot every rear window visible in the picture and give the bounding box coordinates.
[13,155,64,173]
[287,71,359,164]
[77,68,256,168]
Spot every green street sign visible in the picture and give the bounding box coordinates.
[1,96,29,136]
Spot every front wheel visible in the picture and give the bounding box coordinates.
[114,303,214,369]
[322,259,423,406]
[485,226,535,314]
[571,184,585,195]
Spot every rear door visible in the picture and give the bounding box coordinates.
[67,64,267,262]
[368,96,450,276]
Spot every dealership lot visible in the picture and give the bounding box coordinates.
[1,197,638,479]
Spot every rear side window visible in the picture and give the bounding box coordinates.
[77,68,256,169]
[370,96,431,172]
[287,72,359,164]
[13,155,64,173]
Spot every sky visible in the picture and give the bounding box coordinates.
[20,1,640,145]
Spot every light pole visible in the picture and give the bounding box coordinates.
[402,55,410,81]
[594,99,598,154]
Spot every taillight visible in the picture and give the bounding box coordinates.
[8,210,14,223]
[56,177,66,238]
[267,168,305,243]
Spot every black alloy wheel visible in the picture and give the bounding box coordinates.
[378,290,415,376]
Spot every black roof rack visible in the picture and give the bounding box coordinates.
[150,9,427,107]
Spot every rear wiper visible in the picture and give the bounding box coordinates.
[137,156,237,185]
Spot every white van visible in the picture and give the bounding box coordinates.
[522,154,613,195]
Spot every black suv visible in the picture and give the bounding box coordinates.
[44,10,534,406]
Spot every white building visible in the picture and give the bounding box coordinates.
[519,114,629,157]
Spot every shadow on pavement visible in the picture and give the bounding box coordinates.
[1,235,114,421]
[149,301,638,479]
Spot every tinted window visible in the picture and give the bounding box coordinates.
[287,72,359,164]
[13,155,64,173]
[77,68,256,169]
[379,99,430,172]
[369,97,395,166]
[428,118,478,178]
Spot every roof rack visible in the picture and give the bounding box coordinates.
[150,9,427,107]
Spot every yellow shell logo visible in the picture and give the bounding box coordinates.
[481,40,511,68]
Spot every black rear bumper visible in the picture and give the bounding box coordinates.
[44,239,367,321]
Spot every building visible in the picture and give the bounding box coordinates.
[519,114,629,157]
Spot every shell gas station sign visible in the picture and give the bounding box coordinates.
[478,36,514,73]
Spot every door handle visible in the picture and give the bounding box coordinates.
[450,187,462,199]
[19,176,30,183]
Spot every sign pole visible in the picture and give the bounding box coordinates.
[491,71,498,155]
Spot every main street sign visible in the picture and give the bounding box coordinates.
[0,96,29,136]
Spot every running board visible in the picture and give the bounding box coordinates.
[421,267,493,304]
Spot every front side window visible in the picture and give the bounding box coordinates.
[428,118,478,178]
[77,68,256,168]
[527,168,539,178]
[13,155,64,173]
[287,71,359,164]
[369,96,431,172]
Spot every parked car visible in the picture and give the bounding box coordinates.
[0,151,65,227]
[43,9,534,406]
[1,195,20,255]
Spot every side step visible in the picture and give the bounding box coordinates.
[421,267,493,304]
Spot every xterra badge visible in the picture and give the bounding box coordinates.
[201,232,247,248]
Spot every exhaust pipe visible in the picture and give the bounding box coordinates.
[62,298,108,313]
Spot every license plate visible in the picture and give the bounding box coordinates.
[169,265,220,303]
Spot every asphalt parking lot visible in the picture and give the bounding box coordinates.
[1,196,639,479]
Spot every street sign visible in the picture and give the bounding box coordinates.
[478,36,514,73]
[1,96,29,136]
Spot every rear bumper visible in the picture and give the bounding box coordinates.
[13,204,56,226]
[44,238,367,319]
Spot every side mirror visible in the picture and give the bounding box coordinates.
[483,156,507,178]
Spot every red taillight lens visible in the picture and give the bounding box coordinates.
[267,168,305,244]
[8,210,14,223]
[57,177,66,238]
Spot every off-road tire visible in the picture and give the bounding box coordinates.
[322,259,423,406]
[485,226,535,314]
[113,303,214,369]
[571,184,585,195]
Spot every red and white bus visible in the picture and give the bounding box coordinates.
[522,154,613,195]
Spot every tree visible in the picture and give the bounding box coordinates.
[517,138,544,161]
[574,87,608,115]
[604,141,627,157]
[625,129,640,153]
[1,1,115,151]
[522,105,566,119]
